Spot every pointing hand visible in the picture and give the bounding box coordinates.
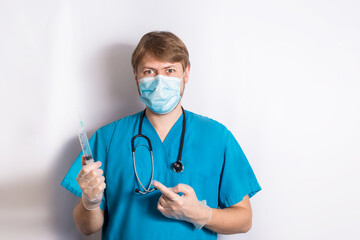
[152,180,212,229]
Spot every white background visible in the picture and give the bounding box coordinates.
[0,0,359,239]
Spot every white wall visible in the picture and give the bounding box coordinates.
[1,0,359,239]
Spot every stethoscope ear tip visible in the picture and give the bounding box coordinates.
[135,189,140,193]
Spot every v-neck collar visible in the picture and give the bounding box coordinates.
[143,110,184,147]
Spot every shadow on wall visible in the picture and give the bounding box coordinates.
[51,43,142,239]
[98,43,143,123]
[0,174,60,239]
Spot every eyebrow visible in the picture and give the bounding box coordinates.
[142,65,177,70]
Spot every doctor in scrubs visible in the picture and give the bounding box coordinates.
[61,31,262,239]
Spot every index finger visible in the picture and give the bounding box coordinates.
[152,180,180,200]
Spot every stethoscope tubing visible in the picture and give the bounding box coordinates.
[131,107,186,194]
[132,148,156,194]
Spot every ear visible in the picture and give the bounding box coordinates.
[184,65,190,84]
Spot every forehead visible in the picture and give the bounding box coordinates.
[138,54,182,69]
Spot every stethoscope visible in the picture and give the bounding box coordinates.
[131,107,186,194]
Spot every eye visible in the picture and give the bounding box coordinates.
[166,69,175,74]
[144,69,154,75]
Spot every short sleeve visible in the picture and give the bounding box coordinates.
[218,129,262,208]
[61,130,107,210]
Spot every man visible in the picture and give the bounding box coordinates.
[61,31,261,239]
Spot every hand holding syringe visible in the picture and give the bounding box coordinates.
[77,120,106,210]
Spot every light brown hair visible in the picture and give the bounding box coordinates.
[131,31,190,73]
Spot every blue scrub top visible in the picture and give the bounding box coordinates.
[61,109,262,240]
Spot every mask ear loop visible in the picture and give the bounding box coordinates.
[181,71,185,80]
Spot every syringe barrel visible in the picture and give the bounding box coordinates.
[78,127,94,165]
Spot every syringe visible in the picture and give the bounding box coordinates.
[78,121,94,165]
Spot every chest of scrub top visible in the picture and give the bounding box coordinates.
[103,112,225,209]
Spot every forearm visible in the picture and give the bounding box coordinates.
[204,206,252,234]
[73,199,104,235]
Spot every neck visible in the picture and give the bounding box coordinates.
[145,103,183,141]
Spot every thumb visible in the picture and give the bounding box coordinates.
[172,183,193,196]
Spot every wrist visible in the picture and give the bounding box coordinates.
[192,200,212,229]
[82,193,102,211]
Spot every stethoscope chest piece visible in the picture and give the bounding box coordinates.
[172,161,184,173]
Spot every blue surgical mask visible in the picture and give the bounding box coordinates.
[138,74,183,114]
